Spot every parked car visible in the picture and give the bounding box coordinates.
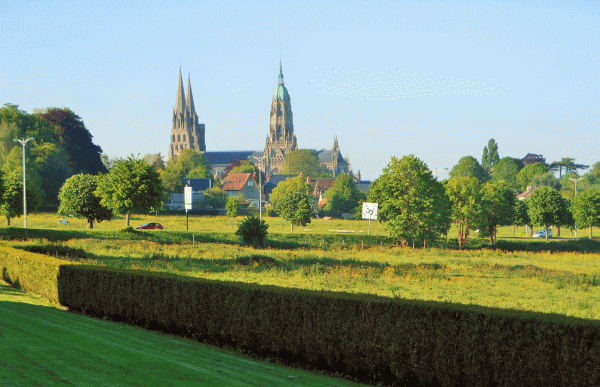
[532,229,552,238]
[135,222,164,230]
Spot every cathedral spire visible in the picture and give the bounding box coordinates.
[175,68,186,114]
[186,73,195,115]
[278,61,284,86]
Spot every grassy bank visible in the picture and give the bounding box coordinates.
[0,281,365,386]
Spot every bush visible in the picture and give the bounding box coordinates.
[235,216,268,248]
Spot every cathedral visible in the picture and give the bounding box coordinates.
[169,63,349,178]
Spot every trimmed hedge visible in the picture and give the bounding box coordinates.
[0,245,74,303]
[57,264,600,386]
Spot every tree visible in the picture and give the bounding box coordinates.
[527,186,564,241]
[96,157,163,226]
[550,157,589,178]
[0,170,43,226]
[281,149,330,178]
[449,156,488,182]
[513,199,530,237]
[39,108,107,175]
[585,161,600,184]
[226,196,240,217]
[530,172,560,190]
[445,176,483,247]
[477,180,515,244]
[481,138,499,171]
[235,215,269,247]
[270,175,313,231]
[516,162,549,192]
[571,190,600,239]
[162,149,211,193]
[491,157,523,191]
[143,153,165,170]
[323,173,362,217]
[58,174,112,229]
[368,155,451,247]
[32,142,74,204]
[203,186,228,209]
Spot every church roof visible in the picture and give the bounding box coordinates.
[203,151,262,166]
[316,149,344,164]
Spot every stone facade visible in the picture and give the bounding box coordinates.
[168,69,206,160]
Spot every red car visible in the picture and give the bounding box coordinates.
[135,222,164,230]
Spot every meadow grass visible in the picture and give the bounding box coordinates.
[0,281,366,386]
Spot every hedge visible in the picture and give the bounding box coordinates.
[0,245,73,304]
[57,264,600,386]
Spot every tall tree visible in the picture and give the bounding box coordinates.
[162,149,211,193]
[39,108,107,175]
[491,157,523,191]
[32,142,74,204]
[368,155,451,247]
[323,173,362,217]
[0,170,43,226]
[585,161,600,184]
[550,157,589,178]
[482,138,499,171]
[281,149,330,178]
[58,174,112,229]
[270,175,313,231]
[527,186,564,241]
[445,176,483,247]
[571,190,600,239]
[96,157,163,226]
[516,162,549,192]
[477,180,516,244]
[513,199,530,237]
[449,156,489,182]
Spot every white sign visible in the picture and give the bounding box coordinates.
[184,186,193,210]
[362,202,378,220]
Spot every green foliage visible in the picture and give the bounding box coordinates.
[162,149,211,193]
[491,157,523,190]
[513,199,530,227]
[531,171,560,190]
[516,162,549,192]
[281,149,330,178]
[270,175,313,230]
[56,263,600,387]
[32,142,75,204]
[228,160,259,175]
[527,186,564,240]
[39,108,107,175]
[235,215,269,247]
[58,174,112,229]
[142,153,165,170]
[586,161,600,184]
[0,245,72,303]
[96,156,163,225]
[226,196,240,217]
[571,189,600,239]
[0,169,44,225]
[449,155,489,182]
[481,138,499,171]
[550,157,589,178]
[203,186,228,209]
[477,180,516,244]
[323,173,362,217]
[445,176,483,246]
[368,155,451,246]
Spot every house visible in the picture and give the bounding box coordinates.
[222,172,260,207]
[310,178,336,202]
[517,186,537,200]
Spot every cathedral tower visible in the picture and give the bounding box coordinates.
[169,69,206,160]
[263,62,298,175]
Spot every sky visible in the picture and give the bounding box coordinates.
[1,0,598,181]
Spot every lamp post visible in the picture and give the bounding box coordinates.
[569,176,585,237]
[13,138,34,230]
[252,155,268,221]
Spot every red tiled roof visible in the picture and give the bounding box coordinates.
[517,186,537,200]
[310,178,336,197]
[222,173,256,191]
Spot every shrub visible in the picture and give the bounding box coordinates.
[235,216,268,248]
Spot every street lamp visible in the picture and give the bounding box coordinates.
[252,155,268,221]
[569,176,585,237]
[13,137,35,230]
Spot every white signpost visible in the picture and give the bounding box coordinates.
[362,202,378,235]
[184,186,192,230]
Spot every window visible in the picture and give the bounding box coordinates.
[183,134,186,142]
[248,181,253,186]
[172,134,175,142]
[178,134,181,142]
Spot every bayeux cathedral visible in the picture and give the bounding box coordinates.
[168,63,349,178]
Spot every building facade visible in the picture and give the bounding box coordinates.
[168,69,206,160]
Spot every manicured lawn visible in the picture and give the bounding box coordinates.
[0,282,365,386]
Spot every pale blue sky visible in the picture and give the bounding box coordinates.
[1,0,598,180]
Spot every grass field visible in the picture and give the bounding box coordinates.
[0,281,367,386]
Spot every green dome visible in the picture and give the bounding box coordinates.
[273,84,289,100]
